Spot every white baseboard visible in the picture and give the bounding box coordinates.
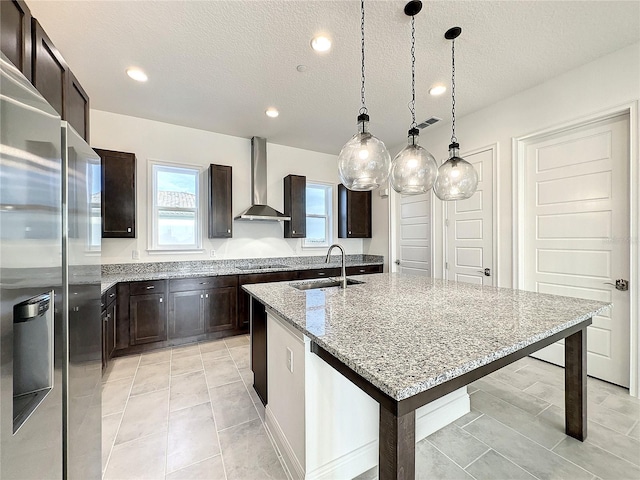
[268,387,469,479]
[416,387,470,441]
[305,440,377,480]
[266,406,303,480]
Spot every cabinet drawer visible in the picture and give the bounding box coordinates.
[129,279,167,296]
[297,268,341,280]
[170,275,238,292]
[239,271,298,285]
[346,264,382,275]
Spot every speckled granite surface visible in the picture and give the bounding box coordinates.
[100,255,383,294]
[243,273,611,402]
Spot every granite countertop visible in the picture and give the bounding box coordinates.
[243,273,611,402]
[100,255,383,294]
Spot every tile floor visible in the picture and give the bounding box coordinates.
[102,337,640,480]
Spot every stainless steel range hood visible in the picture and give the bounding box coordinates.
[234,137,291,221]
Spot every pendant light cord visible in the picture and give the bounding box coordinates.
[450,38,457,144]
[409,15,417,129]
[359,0,368,116]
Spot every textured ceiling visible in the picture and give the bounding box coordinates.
[28,1,640,154]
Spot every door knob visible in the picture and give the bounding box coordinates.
[604,279,629,291]
[477,268,491,276]
[395,260,401,265]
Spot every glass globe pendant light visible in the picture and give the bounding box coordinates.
[433,27,478,201]
[390,1,437,195]
[337,0,391,191]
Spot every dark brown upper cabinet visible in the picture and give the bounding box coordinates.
[95,148,136,238]
[284,174,306,238]
[338,184,371,238]
[1,0,32,80]
[31,18,67,118]
[208,164,232,238]
[66,70,90,142]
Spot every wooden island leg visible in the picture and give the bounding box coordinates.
[565,326,587,441]
[379,407,415,480]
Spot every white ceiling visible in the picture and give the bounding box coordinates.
[29,1,640,155]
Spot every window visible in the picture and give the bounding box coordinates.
[304,182,333,248]
[150,162,201,250]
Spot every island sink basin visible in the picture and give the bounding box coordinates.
[290,278,365,291]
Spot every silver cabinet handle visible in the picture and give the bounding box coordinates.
[293,230,296,234]
[201,294,204,299]
[109,293,115,298]
[349,231,352,235]
[146,285,155,289]
[199,282,209,285]
[359,269,365,273]
[227,229,231,233]
[127,227,132,233]
[106,313,111,319]
[205,294,209,298]
[604,279,629,291]
[318,272,326,276]
[159,297,163,303]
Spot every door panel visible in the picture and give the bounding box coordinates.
[524,113,630,387]
[446,147,494,285]
[396,192,431,275]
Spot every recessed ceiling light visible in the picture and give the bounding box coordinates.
[429,85,446,96]
[126,67,148,82]
[265,108,279,118]
[311,36,332,52]
[296,65,308,73]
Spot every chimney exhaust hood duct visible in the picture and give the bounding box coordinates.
[234,137,291,221]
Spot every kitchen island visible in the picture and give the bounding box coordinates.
[243,273,611,480]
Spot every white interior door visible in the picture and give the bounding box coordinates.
[395,192,432,276]
[524,113,630,387]
[445,147,494,285]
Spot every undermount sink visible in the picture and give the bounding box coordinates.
[290,278,365,291]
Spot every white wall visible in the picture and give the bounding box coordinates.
[381,42,640,287]
[91,110,364,264]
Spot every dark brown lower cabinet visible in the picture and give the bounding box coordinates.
[205,287,236,332]
[110,265,381,360]
[130,293,167,345]
[169,290,204,339]
[238,271,299,329]
[251,297,267,406]
[101,286,117,370]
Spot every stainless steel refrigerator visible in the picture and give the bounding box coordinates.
[1,52,101,479]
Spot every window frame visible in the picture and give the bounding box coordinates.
[303,181,333,249]
[148,160,203,252]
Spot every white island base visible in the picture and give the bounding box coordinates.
[265,311,470,480]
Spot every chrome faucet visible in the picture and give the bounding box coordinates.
[325,244,347,289]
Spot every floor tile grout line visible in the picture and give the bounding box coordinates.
[480,448,545,480]
[425,436,482,480]
[166,453,224,478]
[202,343,230,480]
[474,414,599,479]
[102,354,142,480]
[163,347,174,480]
[626,419,639,436]
[473,382,556,430]
[460,446,491,470]
[582,434,640,469]
[456,412,485,429]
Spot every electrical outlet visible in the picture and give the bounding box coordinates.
[286,347,293,373]
[210,249,216,258]
[132,250,140,260]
